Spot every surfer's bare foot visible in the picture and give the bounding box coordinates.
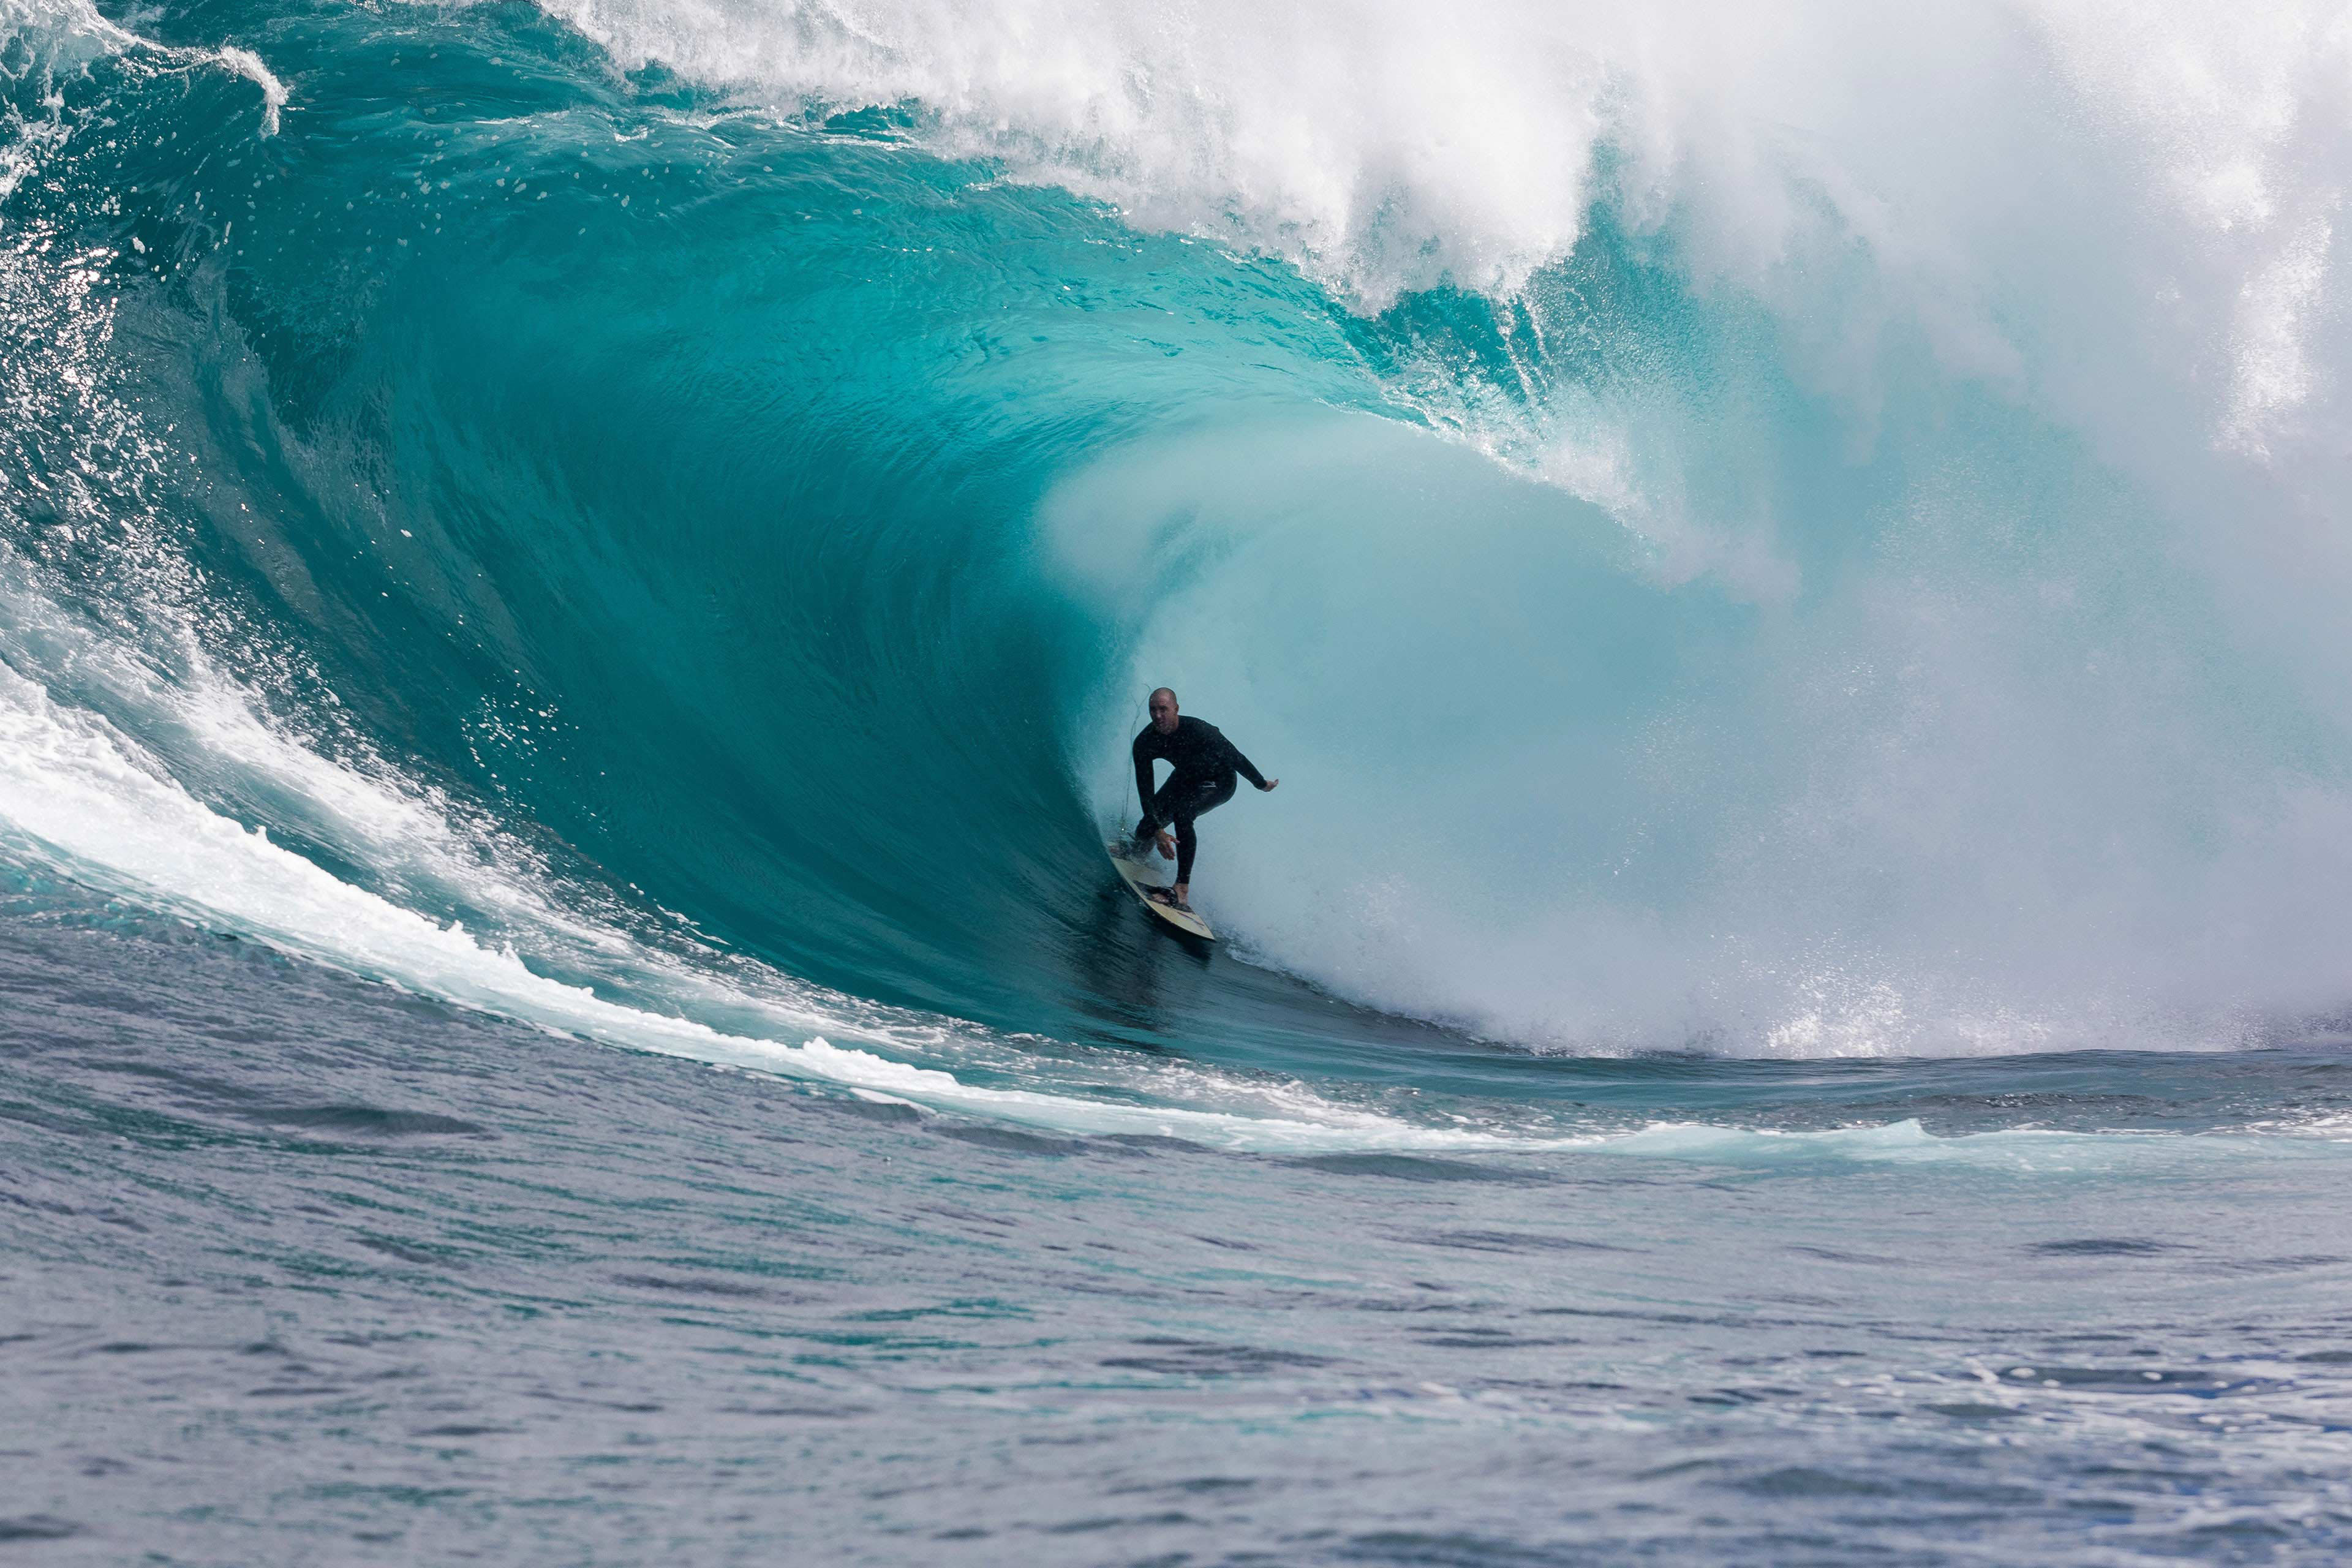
[1172,881,1190,911]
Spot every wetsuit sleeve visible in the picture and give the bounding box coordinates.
[1132,734,1161,828]
[1219,730,1269,788]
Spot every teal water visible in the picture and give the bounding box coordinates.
[6,0,2352,1559]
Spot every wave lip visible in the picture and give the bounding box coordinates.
[7,0,286,132]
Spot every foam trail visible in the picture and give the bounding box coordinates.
[0,644,1566,1151]
[4,0,286,135]
[0,562,2329,1163]
[207,45,285,135]
[2,652,2329,1167]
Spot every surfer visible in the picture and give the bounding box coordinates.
[1130,687,1277,914]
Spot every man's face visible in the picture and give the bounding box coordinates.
[1150,694,1178,734]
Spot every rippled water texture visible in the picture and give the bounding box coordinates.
[6,0,2352,1559]
[8,896,2352,1562]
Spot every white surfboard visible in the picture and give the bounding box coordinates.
[1106,840,1215,940]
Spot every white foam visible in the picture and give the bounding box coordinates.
[209,45,287,137]
[0,646,2321,1163]
[0,570,2334,1161]
[528,0,2352,444]
[0,608,1568,1152]
[5,0,287,134]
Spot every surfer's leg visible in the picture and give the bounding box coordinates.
[1169,776,1235,893]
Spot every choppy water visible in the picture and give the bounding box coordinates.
[10,889,2352,1563]
[6,0,2352,1559]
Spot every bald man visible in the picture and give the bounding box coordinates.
[1129,687,1278,914]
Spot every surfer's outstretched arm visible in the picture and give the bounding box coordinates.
[1219,733,1275,791]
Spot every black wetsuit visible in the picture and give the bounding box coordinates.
[1131,715,1268,888]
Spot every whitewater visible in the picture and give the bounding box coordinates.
[3,0,2352,1561]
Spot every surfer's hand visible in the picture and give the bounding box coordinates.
[1256,778,1279,791]
[1155,831,1177,859]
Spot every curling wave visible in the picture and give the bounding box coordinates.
[1,0,2351,1088]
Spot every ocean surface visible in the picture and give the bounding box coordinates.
[6,0,2352,1561]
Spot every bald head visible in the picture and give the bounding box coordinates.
[1148,687,1179,735]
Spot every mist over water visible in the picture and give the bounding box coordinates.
[942,0,2352,1052]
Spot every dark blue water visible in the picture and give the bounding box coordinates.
[7,0,2352,1559]
[8,888,2352,1563]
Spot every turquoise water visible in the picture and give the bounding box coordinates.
[6,0,2352,1559]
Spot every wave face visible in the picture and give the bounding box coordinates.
[6,0,2352,1077]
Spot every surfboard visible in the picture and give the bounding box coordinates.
[1106,839,1215,941]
